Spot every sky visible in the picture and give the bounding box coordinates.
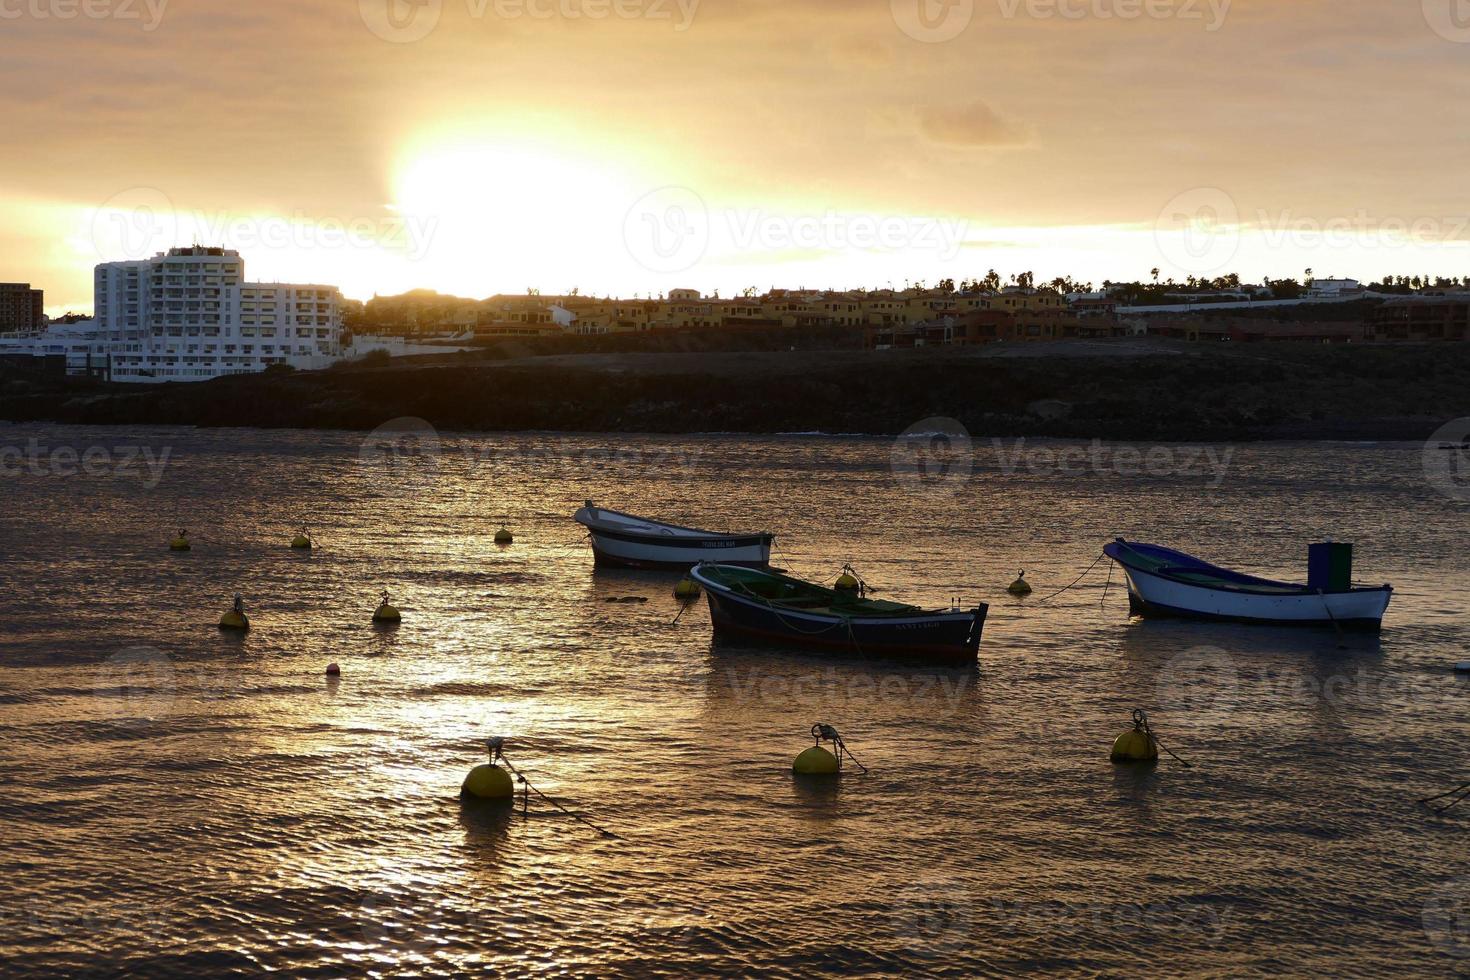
[3,0,1470,313]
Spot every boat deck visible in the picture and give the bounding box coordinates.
[1113,542,1306,594]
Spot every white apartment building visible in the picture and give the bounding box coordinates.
[94,246,342,382]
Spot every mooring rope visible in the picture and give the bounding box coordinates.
[1420,781,1470,813]
[499,752,623,840]
[1034,553,1108,603]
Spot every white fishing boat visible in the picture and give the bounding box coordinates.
[573,501,774,569]
[1103,538,1392,630]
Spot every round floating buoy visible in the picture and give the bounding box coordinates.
[373,595,401,624]
[1007,570,1032,596]
[835,572,860,592]
[674,576,700,599]
[219,594,249,631]
[494,527,514,544]
[169,534,191,552]
[793,745,840,775]
[1110,711,1159,763]
[325,662,340,676]
[462,763,514,800]
[291,533,312,550]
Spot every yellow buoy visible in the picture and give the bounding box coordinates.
[835,573,860,591]
[674,576,700,599]
[1110,711,1159,763]
[1007,570,1032,596]
[290,531,312,549]
[793,745,840,775]
[169,533,191,551]
[462,763,514,800]
[219,594,249,631]
[373,591,401,624]
[494,527,514,544]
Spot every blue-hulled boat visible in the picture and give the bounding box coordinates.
[1103,538,1392,630]
[689,563,987,663]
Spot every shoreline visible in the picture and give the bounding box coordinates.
[2,339,1467,443]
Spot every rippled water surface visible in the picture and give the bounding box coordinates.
[2,423,1470,977]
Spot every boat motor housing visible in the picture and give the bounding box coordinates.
[1308,542,1353,593]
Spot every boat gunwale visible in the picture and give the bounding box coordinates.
[1104,539,1393,598]
[575,505,772,543]
[690,563,975,622]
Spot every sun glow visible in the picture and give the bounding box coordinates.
[390,136,647,298]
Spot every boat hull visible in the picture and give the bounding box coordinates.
[587,530,772,569]
[1115,562,1391,630]
[575,505,773,570]
[692,567,986,664]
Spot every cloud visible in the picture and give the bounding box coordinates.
[917,101,1032,148]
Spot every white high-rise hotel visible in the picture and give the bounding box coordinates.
[94,246,343,382]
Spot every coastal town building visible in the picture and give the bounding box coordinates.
[0,282,44,335]
[92,247,342,382]
[1368,294,1470,341]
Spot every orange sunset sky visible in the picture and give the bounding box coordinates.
[3,0,1469,314]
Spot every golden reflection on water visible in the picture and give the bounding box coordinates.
[0,426,1468,975]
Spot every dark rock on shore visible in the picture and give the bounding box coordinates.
[2,338,1467,442]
